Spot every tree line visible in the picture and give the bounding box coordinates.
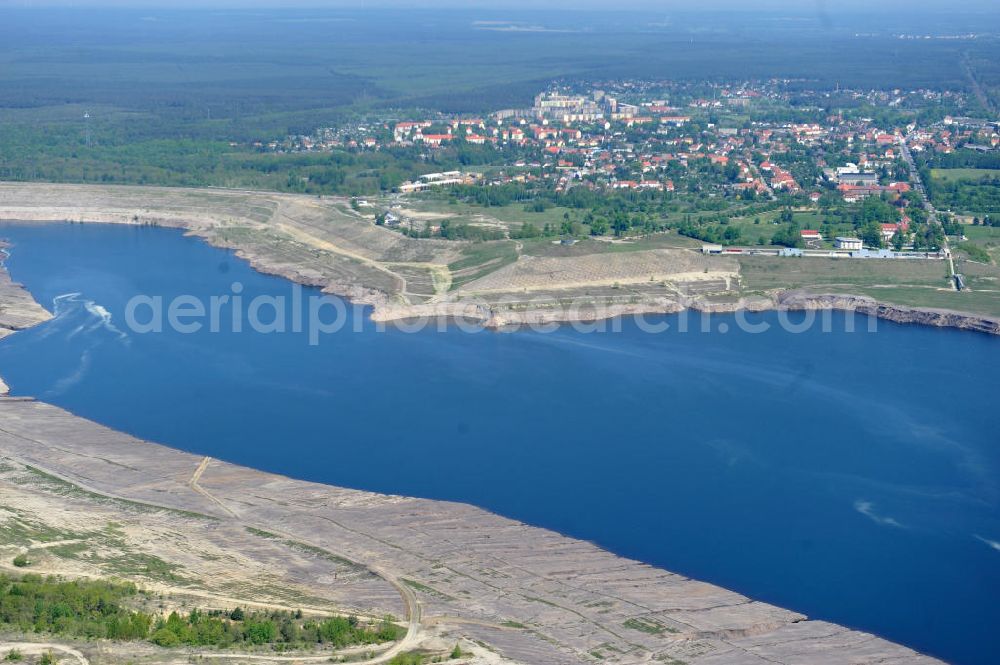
[0,574,401,651]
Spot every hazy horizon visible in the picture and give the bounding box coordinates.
[3,0,1000,13]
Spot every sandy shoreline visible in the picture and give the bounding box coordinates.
[367,290,1000,334]
[0,181,997,337]
[0,238,54,343]
[3,214,998,337]
[0,395,945,664]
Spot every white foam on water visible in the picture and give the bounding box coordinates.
[45,292,128,342]
[84,301,128,340]
[854,499,906,529]
[49,349,92,396]
[35,293,84,340]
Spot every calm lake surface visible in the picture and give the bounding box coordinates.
[1,222,998,664]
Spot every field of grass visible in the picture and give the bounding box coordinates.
[790,211,827,227]
[850,286,1000,318]
[963,225,1000,243]
[520,233,698,258]
[739,253,1000,317]
[487,204,581,230]
[727,210,848,247]
[930,168,1000,183]
[739,256,952,292]
[955,226,1000,264]
[401,198,582,231]
[728,215,785,245]
[447,241,519,289]
[725,217,776,245]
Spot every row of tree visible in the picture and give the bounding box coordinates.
[0,574,401,650]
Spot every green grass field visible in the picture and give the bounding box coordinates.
[727,210,845,247]
[447,241,519,289]
[726,215,780,245]
[851,286,1000,317]
[739,256,952,292]
[401,198,581,231]
[956,226,1000,264]
[963,226,1000,242]
[930,168,1000,183]
[520,233,698,257]
[740,254,1000,317]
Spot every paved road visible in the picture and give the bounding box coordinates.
[899,136,958,286]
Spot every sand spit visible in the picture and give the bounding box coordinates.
[0,240,52,342]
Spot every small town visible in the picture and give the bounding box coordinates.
[264,79,998,263]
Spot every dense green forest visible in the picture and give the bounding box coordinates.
[0,128,523,197]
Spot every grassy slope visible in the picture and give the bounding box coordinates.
[740,254,1000,317]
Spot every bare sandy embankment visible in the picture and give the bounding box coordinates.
[2,182,998,335]
[0,240,52,343]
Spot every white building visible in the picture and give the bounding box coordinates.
[835,237,863,250]
[398,171,479,193]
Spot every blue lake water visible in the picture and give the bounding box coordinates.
[0,222,998,664]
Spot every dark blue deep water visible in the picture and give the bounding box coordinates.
[1,222,998,664]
